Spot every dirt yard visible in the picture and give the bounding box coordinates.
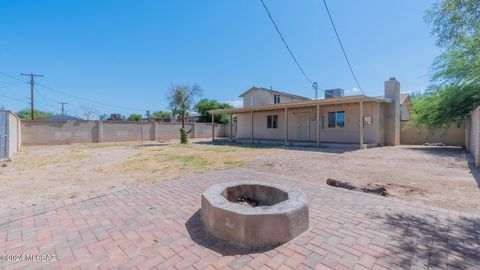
[1,140,479,214]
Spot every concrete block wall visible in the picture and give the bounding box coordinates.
[21,120,99,145]
[400,122,465,146]
[102,121,155,142]
[20,120,230,145]
[469,106,480,167]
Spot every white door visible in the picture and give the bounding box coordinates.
[296,113,309,141]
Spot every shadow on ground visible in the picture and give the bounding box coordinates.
[135,143,170,148]
[195,140,357,154]
[404,146,480,188]
[369,211,480,268]
[185,210,279,256]
[403,146,469,160]
[469,162,480,189]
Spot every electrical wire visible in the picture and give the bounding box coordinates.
[259,0,313,85]
[35,88,58,110]
[0,71,145,113]
[36,83,145,113]
[0,82,25,89]
[0,92,29,103]
[322,0,364,95]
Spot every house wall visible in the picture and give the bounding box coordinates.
[242,90,306,108]
[400,102,410,121]
[400,122,465,146]
[236,102,384,144]
[21,121,229,145]
[469,106,480,166]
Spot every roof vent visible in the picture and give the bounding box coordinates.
[324,88,344,99]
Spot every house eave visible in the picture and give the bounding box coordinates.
[209,95,392,115]
[239,87,310,101]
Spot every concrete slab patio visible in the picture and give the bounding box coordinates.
[0,168,479,269]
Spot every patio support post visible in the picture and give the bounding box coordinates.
[284,107,288,146]
[211,113,215,142]
[230,113,233,142]
[316,104,320,147]
[250,109,254,144]
[359,101,364,149]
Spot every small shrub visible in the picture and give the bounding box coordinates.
[180,128,188,144]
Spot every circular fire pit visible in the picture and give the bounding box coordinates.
[201,181,309,247]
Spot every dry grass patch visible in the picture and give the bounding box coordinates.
[72,143,130,150]
[102,143,252,174]
[12,149,90,170]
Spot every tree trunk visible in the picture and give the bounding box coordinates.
[181,112,185,129]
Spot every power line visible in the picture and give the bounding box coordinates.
[36,83,145,112]
[36,88,58,110]
[259,0,313,85]
[0,92,29,103]
[0,71,28,83]
[58,102,68,115]
[20,73,43,120]
[0,82,25,89]
[0,71,145,113]
[321,0,364,95]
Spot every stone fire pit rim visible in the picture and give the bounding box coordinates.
[202,180,308,215]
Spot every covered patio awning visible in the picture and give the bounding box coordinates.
[208,95,391,115]
[208,95,392,149]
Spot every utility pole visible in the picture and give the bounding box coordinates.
[58,102,68,115]
[20,73,43,120]
[312,82,319,100]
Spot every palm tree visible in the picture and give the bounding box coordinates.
[167,84,202,128]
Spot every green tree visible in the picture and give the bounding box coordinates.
[195,98,233,124]
[413,0,480,129]
[167,84,202,128]
[16,108,54,120]
[151,111,170,118]
[412,85,480,129]
[128,114,142,121]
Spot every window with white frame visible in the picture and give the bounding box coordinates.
[267,115,278,129]
[327,111,345,128]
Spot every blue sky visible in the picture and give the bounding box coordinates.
[0,0,439,118]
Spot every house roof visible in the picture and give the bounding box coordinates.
[400,93,410,104]
[399,93,412,113]
[239,87,310,101]
[39,115,82,121]
[209,95,392,115]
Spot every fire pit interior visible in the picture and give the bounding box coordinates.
[201,181,309,248]
[221,184,288,207]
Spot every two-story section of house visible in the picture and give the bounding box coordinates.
[210,78,410,148]
[240,87,310,107]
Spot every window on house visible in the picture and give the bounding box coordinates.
[267,115,278,129]
[273,95,281,104]
[328,111,345,128]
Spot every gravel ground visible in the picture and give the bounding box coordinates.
[0,140,478,214]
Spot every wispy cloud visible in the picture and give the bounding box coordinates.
[225,99,243,108]
[351,87,362,94]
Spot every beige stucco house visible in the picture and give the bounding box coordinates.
[210,77,411,148]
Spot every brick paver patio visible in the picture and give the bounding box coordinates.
[0,168,479,269]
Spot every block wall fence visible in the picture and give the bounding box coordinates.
[20,120,234,145]
[466,106,480,167]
